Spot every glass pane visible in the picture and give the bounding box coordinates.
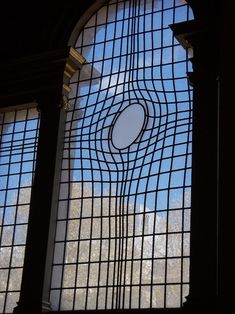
[111,104,146,150]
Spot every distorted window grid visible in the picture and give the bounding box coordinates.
[0,107,40,313]
[50,0,193,310]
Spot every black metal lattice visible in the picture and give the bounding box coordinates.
[50,0,193,310]
[0,106,40,313]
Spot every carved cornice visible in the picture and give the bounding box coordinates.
[170,20,204,51]
[0,47,85,108]
[62,47,86,110]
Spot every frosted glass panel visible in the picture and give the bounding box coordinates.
[111,104,146,150]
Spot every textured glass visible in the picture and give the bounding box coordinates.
[50,0,193,310]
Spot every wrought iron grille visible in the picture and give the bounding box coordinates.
[50,0,193,310]
[0,106,40,313]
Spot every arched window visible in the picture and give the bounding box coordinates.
[49,0,194,311]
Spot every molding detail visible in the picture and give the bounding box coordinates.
[169,20,200,51]
[42,300,52,312]
[0,47,86,109]
[62,47,86,110]
[61,95,72,111]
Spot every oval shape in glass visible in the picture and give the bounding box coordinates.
[111,103,146,150]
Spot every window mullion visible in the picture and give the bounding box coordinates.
[14,99,63,313]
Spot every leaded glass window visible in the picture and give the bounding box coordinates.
[50,0,193,310]
[0,106,40,313]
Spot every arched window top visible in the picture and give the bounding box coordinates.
[73,0,194,59]
[68,0,194,108]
